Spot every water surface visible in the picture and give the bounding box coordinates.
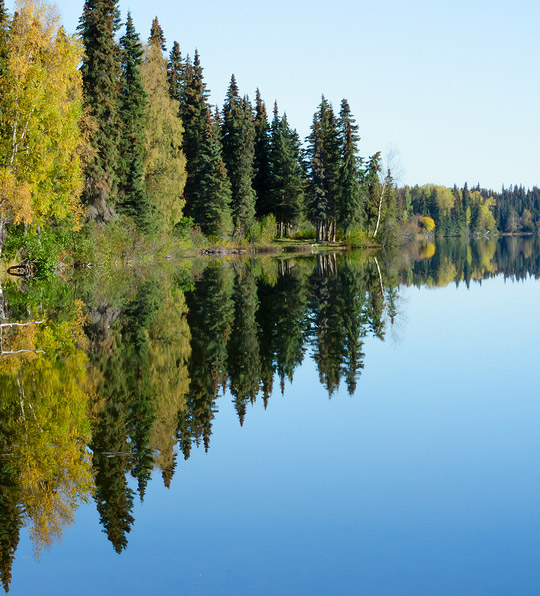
[1,236,539,595]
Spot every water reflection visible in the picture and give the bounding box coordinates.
[0,235,538,591]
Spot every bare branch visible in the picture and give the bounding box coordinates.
[0,320,45,329]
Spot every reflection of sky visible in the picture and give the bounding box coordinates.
[13,276,540,595]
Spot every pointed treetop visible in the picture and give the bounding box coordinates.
[149,16,166,51]
[227,73,239,97]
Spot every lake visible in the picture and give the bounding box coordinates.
[1,236,540,595]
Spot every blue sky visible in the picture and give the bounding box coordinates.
[6,0,539,190]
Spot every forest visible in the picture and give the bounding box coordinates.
[1,0,538,272]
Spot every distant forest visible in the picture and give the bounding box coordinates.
[0,0,538,262]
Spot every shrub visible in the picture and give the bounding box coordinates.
[419,216,436,232]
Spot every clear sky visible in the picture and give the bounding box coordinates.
[6,0,539,190]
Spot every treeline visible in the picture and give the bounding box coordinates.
[397,183,540,237]
[401,236,540,288]
[0,0,398,257]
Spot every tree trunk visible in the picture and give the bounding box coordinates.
[372,180,387,239]
[0,217,5,258]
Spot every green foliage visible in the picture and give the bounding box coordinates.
[79,0,121,219]
[2,224,84,276]
[221,75,256,237]
[269,107,305,236]
[174,216,195,239]
[253,90,272,217]
[337,99,363,233]
[189,111,233,239]
[167,41,183,102]
[289,226,316,240]
[118,13,150,230]
[344,227,370,247]
[251,213,278,245]
[179,50,210,217]
[306,96,341,242]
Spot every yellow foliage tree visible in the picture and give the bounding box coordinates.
[0,304,93,559]
[0,0,84,250]
[418,216,435,232]
[148,285,191,485]
[140,30,187,234]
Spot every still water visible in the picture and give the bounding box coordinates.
[1,237,540,595]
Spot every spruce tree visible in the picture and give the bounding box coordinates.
[253,89,272,217]
[179,49,210,216]
[306,96,340,241]
[167,41,183,102]
[269,106,304,236]
[337,99,363,234]
[118,13,150,229]
[0,0,8,79]
[227,267,261,425]
[78,0,122,220]
[149,16,166,51]
[221,75,256,238]
[192,113,233,237]
[364,152,384,237]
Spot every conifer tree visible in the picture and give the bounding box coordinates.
[362,152,397,243]
[79,0,121,220]
[179,49,210,216]
[192,113,233,237]
[337,99,363,234]
[167,41,183,102]
[227,266,261,425]
[221,75,256,237]
[253,89,272,217]
[0,0,8,79]
[364,152,382,234]
[149,16,166,51]
[118,13,150,229]
[269,106,304,236]
[306,96,340,242]
[141,18,187,233]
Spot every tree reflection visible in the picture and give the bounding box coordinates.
[1,236,538,586]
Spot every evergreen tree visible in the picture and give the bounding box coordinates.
[118,13,150,229]
[269,107,304,236]
[337,99,363,234]
[227,266,261,425]
[141,18,187,233]
[0,0,8,79]
[253,89,272,217]
[221,75,256,237]
[192,113,233,237]
[306,96,340,242]
[183,265,235,453]
[0,431,22,594]
[179,49,210,216]
[78,0,121,220]
[149,16,166,51]
[364,152,383,235]
[167,41,183,102]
